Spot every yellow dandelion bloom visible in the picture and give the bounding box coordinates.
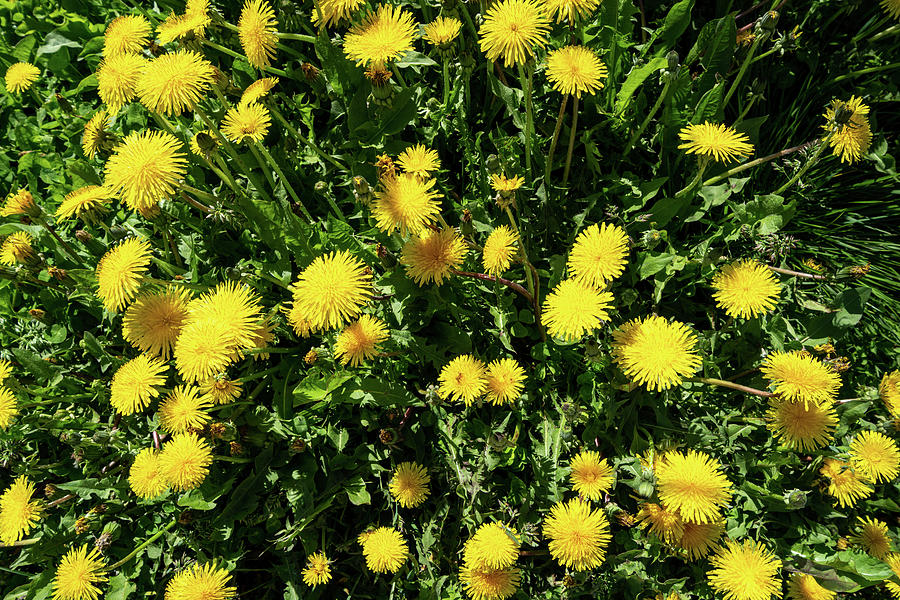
[1,188,35,216]
[482,226,519,276]
[313,0,366,27]
[881,370,900,417]
[96,53,147,113]
[478,0,550,67]
[567,223,629,287]
[51,545,108,600]
[158,385,213,434]
[240,76,279,105]
[239,0,279,69]
[819,458,873,508]
[546,46,607,97]
[95,237,153,312]
[302,552,332,587]
[0,232,34,266]
[484,358,525,405]
[787,573,835,600]
[850,430,900,483]
[56,186,110,221]
[4,62,40,94]
[490,174,524,192]
[463,522,520,570]
[401,228,467,286]
[123,287,191,359]
[0,359,12,381]
[198,376,242,405]
[334,315,389,366]
[190,130,219,156]
[543,0,601,23]
[159,432,213,492]
[760,351,841,408]
[104,130,187,212]
[389,462,430,508]
[678,122,754,163]
[128,448,169,499]
[290,250,372,332]
[569,450,614,501]
[137,50,215,116]
[423,17,462,47]
[103,15,151,57]
[888,553,900,580]
[712,260,781,318]
[397,145,441,179]
[360,527,408,573]
[343,4,418,68]
[459,566,521,600]
[637,502,685,545]
[679,520,725,561]
[110,353,168,415]
[221,102,271,144]
[823,96,872,164]
[542,279,614,342]
[848,517,891,559]
[543,497,611,571]
[0,387,18,430]
[438,354,488,405]
[882,0,900,19]
[708,539,782,600]
[612,316,701,391]
[656,450,732,524]
[0,476,42,545]
[173,320,239,384]
[157,9,210,45]
[765,397,837,451]
[164,562,236,600]
[372,172,442,234]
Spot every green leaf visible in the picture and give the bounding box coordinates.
[395,51,438,67]
[654,0,695,55]
[831,287,871,327]
[614,57,667,115]
[105,572,137,600]
[344,475,371,505]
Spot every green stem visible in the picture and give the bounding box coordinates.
[517,63,535,179]
[869,23,900,43]
[179,186,216,211]
[107,520,177,570]
[734,94,758,125]
[247,143,281,197]
[622,78,672,158]
[724,35,762,106]
[253,142,315,223]
[773,135,830,196]
[391,64,407,88]
[562,95,579,186]
[545,94,569,183]
[276,32,316,43]
[267,100,348,171]
[685,376,773,398]
[442,57,450,108]
[830,61,900,84]
[702,139,816,186]
[674,158,709,198]
[748,47,777,65]
[200,39,288,77]
[35,216,79,261]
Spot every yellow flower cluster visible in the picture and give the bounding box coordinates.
[437,354,526,406]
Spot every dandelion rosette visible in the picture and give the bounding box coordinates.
[678,122,754,163]
[95,237,153,312]
[484,358,526,405]
[51,545,108,600]
[478,0,551,67]
[711,260,782,319]
[360,527,409,573]
[542,279,614,342]
[611,316,701,391]
[656,450,733,524]
[482,226,519,276]
[543,497,611,570]
[760,351,841,408]
[438,354,488,404]
[343,4,418,68]
[389,462,431,508]
[567,223,629,288]
[707,539,782,600]
[569,450,614,501]
[401,227,466,286]
[0,476,43,545]
[546,46,607,97]
[334,315,389,366]
[239,0,279,69]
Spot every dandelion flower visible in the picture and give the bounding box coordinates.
[787,573,835,600]
[819,458,873,508]
[96,53,146,113]
[302,552,332,587]
[679,520,725,561]
[239,0,278,68]
[123,287,191,359]
[546,46,607,97]
[56,186,110,221]
[712,260,782,318]
[103,15,151,57]
[567,223,628,287]
[0,360,12,382]
[708,539,782,600]
[157,9,211,45]
[612,316,701,391]
[372,172,442,234]
[343,5,418,68]
[482,226,519,276]
[678,122,754,163]
[0,476,42,545]
[95,237,153,312]
[1,188,35,216]
[765,397,837,451]
[51,545,108,600]
[0,232,34,266]
[823,96,872,164]
[4,62,40,94]
[389,462,430,508]
[484,358,525,405]
[174,320,239,384]
[760,351,841,408]
[881,371,900,417]
[882,0,900,19]
[313,0,366,27]
[397,145,440,179]
[104,130,187,212]
[359,527,409,573]
[290,250,372,332]
[159,432,213,492]
[542,279,613,342]
[158,385,213,434]
[543,497,611,571]
[240,76,278,105]
[569,450,614,501]
[460,566,521,600]
[543,0,601,23]
[109,353,168,415]
[401,228,467,286]
[334,315,389,366]
[0,387,18,430]
[190,282,263,352]
[463,522,520,570]
[164,563,236,600]
[489,174,524,193]
[478,0,550,67]
[848,517,891,558]
[438,355,487,405]
[221,102,271,144]
[423,17,462,47]
[656,450,732,524]
[637,502,684,545]
[198,376,242,405]
[129,448,169,499]
[137,50,215,115]
[849,430,900,483]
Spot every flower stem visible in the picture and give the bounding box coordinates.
[545,94,569,183]
[869,23,900,43]
[451,269,533,303]
[773,135,830,195]
[765,265,827,281]
[107,520,178,570]
[391,64,407,88]
[179,186,215,213]
[35,216,79,261]
[674,157,709,198]
[701,139,816,186]
[830,61,900,84]
[267,99,348,172]
[623,78,672,158]
[253,141,314,223]
[562,95,580,186]
[276,31,316,43]
[686,377,773,397]
[724,35,762,106]
[517,62,535,180]
[442,57,450,108]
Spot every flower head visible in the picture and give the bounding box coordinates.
[221,102,271,144]
[543,0,601,23]
[543,497,611,571]
[765,397,837,451]
[397,144,440,179]
[313,0,366,27]
[0,387,18,430]
[198,376,243,405]
[819,458,873,508]
[104,130,187,212]
[302,552,332,587]
[823,96,872,164]
[359,527,409,573]
[157,8,211,45]
[343,5,418,68]
[567,223,628,287]
[56,186,110,221]
[569,450,614,501]
[96,237,153,312]
[123,287,191,359]
[239,0,279,68]
[849,430,900,483]
[787,573,836,600]
[478,0,550,67]
[173,320,239,384]
[484,358,525,405]
[612,316,701,391]
[881,370,900,417]
[164,562,236,600]
[389,462,430,508]
[489,174,524,193]
[542,279,614,342]
[4,62,40,94]
[848,517,891,558]
[438,355,488,405]
[0,232,34,266]
[712,260,782,318]
[110,353,168,415]
[637,502,684,545]
[334,315,389,366]
[482,226,518,276]
[463,522,520,570]
[1,188,36,217]
[128,448,169,499]
[104,15,151,57]
[158,385,213,434]
[0,476,42,545]
[96,53,147,113]
[240,77,279,105]
[882,0,900,19]
[401,228,467,286]
[707,539,782,600]
[678,122,754,163]
[423,17,462,47]
[459,566,521,600]
[656,450,733,524]
[51,545,108,600]
[290,251,372,332]
[372,172,442,234]
[546,46,607,97]
[137,50,215,115]
[760,351,841,408]
[679,520,725,561]
[159,432,213,492]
